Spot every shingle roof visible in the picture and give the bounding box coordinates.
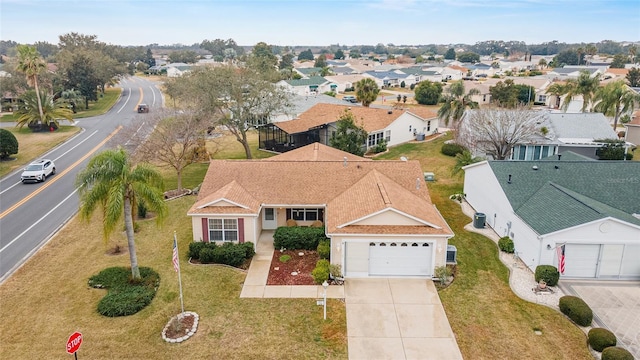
[284,76,328,86]
[489,160,640,234]
[266,142,371,161]
[296,67,323,76]
[548,113,617,140]
[189,159,453,236]
[275,103,412,134]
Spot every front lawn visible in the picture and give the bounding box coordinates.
[0,196,347,359]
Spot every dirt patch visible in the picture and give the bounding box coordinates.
[267,250,319,285]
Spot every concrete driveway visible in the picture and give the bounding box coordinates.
[561,280,640,358]
[345,278,462,360]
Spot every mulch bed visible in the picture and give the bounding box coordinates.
[267,250,319,285]
[164,313,195,340]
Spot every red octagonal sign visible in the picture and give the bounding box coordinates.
[66,331,83,354]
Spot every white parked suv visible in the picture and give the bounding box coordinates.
[21,159,56,183]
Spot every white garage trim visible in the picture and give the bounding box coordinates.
[343,239,436,278]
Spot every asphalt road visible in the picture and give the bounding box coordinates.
[0,76,164,282]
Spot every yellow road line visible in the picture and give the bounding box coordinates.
[0,126,123,220]
[134,87,143,111]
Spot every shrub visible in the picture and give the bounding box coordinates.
[535,265,560,286]
[559,295,593,326]
[188,242,207,260]
[212,242,247,267]
[588,328,617,352]
[498,236,515,253]
[410,83,416,90]
[329,264,342,278]
[279,254,292,263]
[273,226,328,250]
[317,240,330,260]
[88,267,159,317]
[137,201,147,219]
[199,247,217,263]
[373,139,387,154]
[312,259,330,284]
[601,347,634,360]
[435,265,451,284]
[0,129,18,160]
[241,242,255,258]
[441,143,467,157]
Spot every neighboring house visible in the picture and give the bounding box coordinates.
[330,66,357,76]
[270,94,355,123]
[624,109,640,146]
[322,74,366,93]
[187,142,454,278]
[363,70,415,88]
[463,159,640,279]
[547,67,603,80]
[294,67,323,78]
[460,110,619,160]
[258,103,439,153]
[277,76,335,95]
[166,65,193,78]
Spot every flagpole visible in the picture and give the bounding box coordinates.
[174,231,185,317]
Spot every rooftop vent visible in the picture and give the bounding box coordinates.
[532,165,538,170]
[508,174,512,184]
[557,154,562,160]
[416,177,420,190]
[388,110,393,114]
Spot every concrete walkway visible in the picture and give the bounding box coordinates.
[239,231,344,299]
[346,278,463,360]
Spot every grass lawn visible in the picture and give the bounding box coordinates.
[209,130,276,160]
[0,126,81,177]
[0,196,347,359]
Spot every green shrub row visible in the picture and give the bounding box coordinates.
[535,265,560,287]
[317,240,330,260]
[188,241,255,267]
[441,143,467,157]
[498,236,514,253]
[559,295,593,327]
[601,347,634,360]
[88,267,160,317]
[274,226,328,250]
[588,328,617,352]
[312,259,330,284]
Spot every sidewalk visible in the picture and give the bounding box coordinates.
[239,231,344,299]
[459,200,564,309]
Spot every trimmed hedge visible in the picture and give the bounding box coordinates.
[189,241,255,267]
[588,328,617,352]
[312,259,330,284]
[498,236,514,253]
[273,226,328,250]
[601,347,634,360]
[317,240,330,260]
[441,143,467,157]
[88,267,160,317]
[535,265,560,287]
[559,295,593,327]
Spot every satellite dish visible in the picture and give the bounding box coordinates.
[400,156,408,161]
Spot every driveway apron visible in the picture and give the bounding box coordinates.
[345,278,463,360]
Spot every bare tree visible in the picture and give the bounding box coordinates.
[123,109,213,192]
[458,108,544,160]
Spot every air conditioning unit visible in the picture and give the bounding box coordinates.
[446,245,457,264]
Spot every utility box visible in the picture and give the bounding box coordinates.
[416,133,425,141]
[446,245,457,264]
[424,172,435,182]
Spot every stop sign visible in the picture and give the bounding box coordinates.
[66,331,83,354]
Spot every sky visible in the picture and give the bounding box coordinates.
[1,0,639,47]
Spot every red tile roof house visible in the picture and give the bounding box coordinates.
[187,143,454,278]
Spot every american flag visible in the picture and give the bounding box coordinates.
[557,244,565,274]
[172,238,180,273]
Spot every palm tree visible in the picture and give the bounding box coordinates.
[15,90,74,131]
[452,150,484,177]
[76,148,168,279]
[355,78,380,107]
[593,80,640,131]
[437,80,480,127]
[15,45,46,125]
[553,70,600,112]
[585,44,598,66]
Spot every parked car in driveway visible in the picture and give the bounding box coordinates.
[137,104,149,113]
[21,159,56,183]
[343,95,358,103]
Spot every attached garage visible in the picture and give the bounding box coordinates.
[563,244,640,279]
[343,240,434,278]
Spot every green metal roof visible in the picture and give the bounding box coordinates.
[489,160,640,235]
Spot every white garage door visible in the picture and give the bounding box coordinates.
[369,242,432,276]
[564,244,600,278]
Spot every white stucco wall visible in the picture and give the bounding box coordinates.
[190,215,258,244]
[384,113,432,147]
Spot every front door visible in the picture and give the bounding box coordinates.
[262,208,277,230]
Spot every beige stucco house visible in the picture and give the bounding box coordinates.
[187,143,453,278]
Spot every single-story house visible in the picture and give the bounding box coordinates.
[362,70,416,88]
[188,143,454,278]
[463,159,640,279]
[277,76,336,96]
[624,108,640,146]
[258,103,439,153]
[460,110,620,160]
[322,74,366,93]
